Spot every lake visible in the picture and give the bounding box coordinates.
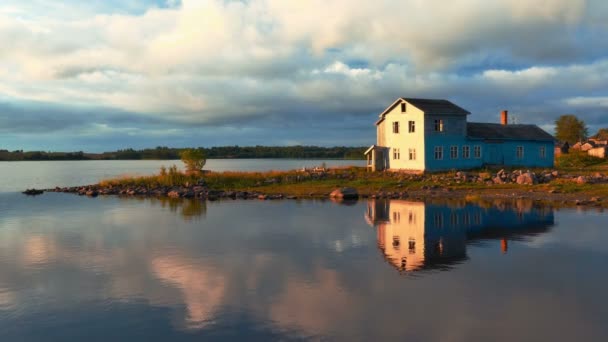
[0,161,607,341]
[0,159,366,193]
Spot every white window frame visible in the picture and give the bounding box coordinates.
[409,148,416,160]
[392,121,399,134]
[408,120,415,133]
[462,145,470,159]
[434,146,443,160]
[516,146,524,159]
[434,119,444,132]
[474,145,482,159]
[539,146,546,159]
[450,146,458,159]
[393,148,400,160]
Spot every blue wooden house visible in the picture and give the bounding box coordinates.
[364,98,555,172]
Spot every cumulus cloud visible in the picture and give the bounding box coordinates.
[0,0,607,149]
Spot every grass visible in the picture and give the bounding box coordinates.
[96,164,608,200]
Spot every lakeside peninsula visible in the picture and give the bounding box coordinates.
[39,163,608,208]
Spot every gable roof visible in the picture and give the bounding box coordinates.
[467,123,555,142]
[376,98,470,125]
[401,98,470,116]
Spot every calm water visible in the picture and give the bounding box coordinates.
[0,193,607,341]
[0,159,365,192]
[1,161,608,340]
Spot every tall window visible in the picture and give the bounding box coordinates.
[462,145,470,159]
[434,119,444,132]
[434,213,443,228]
[474,145,482,158]
[408,121,415,133]
[409,148,416,160]
[516,146,524,159]
[434,146,443,160]
[392,121,399,134]
[540,146,546,158]
[401,103,407,112]
[450,146,458,159]
[393,148,400,160]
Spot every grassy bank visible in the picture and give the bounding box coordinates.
[96,164,608,199]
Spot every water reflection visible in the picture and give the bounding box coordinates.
[1,193,607,341]
[366,200,555,273]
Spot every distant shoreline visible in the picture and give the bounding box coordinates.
[0,146,367,161]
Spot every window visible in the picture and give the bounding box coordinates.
[408,211,416,224]
[450,212,458,227]
[462,146,470,159]
[408,121,415,133]
[450,146,458,159]
[434,213,443,228]
[516,146,524,159]
[409,148,416,160]
[540,146,546,158]
[434,146,443,160]
[434,119,444,132]
[393,211,400,223]
[408,239,416,253]
[392,121,399,134]
[393,148,400,160]
[401,102,407,112]
[463,213,470,226]
[474,145,482,159]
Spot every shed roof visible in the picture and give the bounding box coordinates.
[467,123,555,142]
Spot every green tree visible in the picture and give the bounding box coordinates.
[592,128,608,140]
[180,149,206,173]
[555,115,588,144]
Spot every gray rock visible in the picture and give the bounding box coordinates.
[329,187,359,200]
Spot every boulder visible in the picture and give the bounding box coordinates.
[22,189,44,196]
[167,190,181,198]
[516,172,537,185]
[85,190,98,197]
[330,187,359,200]
[576,176,588,185]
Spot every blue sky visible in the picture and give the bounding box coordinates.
[1,0,608,152]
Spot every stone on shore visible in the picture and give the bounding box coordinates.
[329,187,359,200]
[516,172,537,185]
[23,189,44,196]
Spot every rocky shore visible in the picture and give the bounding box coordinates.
[23,168,608,207]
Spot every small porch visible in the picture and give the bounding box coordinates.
[364,145,388,172]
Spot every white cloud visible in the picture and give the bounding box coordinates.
[0,0,607,146]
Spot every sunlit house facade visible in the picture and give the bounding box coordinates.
[365,98,555,172]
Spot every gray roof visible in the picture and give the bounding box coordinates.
[467,123,555,142]
[401,98,470,116]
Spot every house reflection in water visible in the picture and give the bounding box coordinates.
[365,200,554,273]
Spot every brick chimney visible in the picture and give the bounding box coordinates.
[501,110,508,125]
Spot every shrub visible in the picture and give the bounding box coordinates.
[180,149,206,172]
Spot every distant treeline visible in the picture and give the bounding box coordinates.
[0,146,367,161]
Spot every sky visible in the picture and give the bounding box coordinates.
[1,0,608,152]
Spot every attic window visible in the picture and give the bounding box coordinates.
[401,103,407,112]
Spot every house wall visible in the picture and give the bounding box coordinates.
[381,101,426,171]
[424,115,483,172]
[588,147,607,158]
[496,141,554,168]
